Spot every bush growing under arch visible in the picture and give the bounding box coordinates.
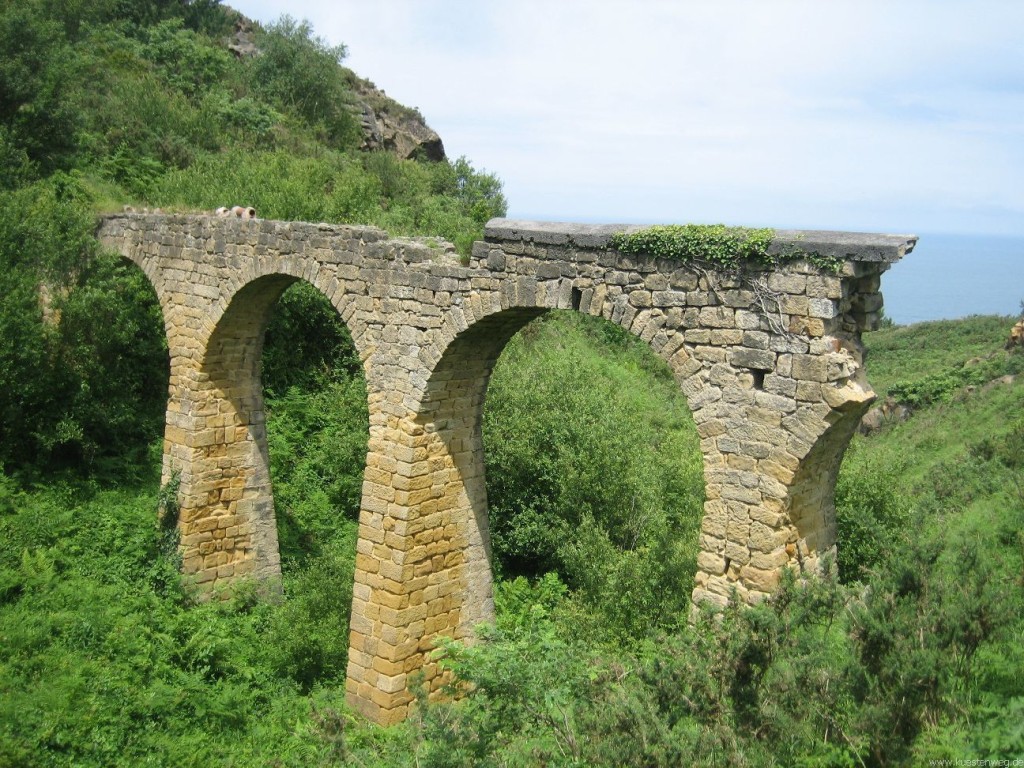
[0,177,168,481]
[482,311,705,636]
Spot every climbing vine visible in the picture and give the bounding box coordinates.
[608,224,842,273]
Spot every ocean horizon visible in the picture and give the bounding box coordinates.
[508,216,1020,326]
[880,232,1023,325]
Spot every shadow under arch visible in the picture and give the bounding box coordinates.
[415,305,549,627]
[170,272,368,592]
[785,360,876,574]
[49,250,172,478]
[375,294,708,693]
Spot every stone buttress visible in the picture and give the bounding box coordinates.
[96,213,915,725]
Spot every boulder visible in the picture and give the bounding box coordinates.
[227,16,258,58]
[1006,319,1024,350]
[859,396,912,435]
[346,74,446,161]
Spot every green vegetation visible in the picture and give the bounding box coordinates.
[483,313,703,638]
[1,1,1022,764]
[0,176,168,481]
[864,314,1022,405]
[609,223,843,273]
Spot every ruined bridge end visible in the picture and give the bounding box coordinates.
[474,218,917,607]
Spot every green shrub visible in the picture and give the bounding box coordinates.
[0,177,167,480]
[0,3,80,176]
[835,448,911,583]
[262,281,362,396]
[266,376,369,568]
[264,540,357,691]
[482,312,703,634]
[610,223,845,273]
[139,18,230,99]
[886,351,1023,409]
[247,15,361,149]
[610,223,775,267]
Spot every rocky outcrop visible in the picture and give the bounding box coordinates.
[226,15,258,58]
[222,8,445,161]
[345,73,446,161]
[1007,319,1024,350]
[859,396,913,435]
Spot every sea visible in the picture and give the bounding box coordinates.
[880,233,1023,325]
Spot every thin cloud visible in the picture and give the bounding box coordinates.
[238,0,1024,234]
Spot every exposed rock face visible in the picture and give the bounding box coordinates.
[226,15,258,58]
[1007,319,1024,350]
[346,73,446,161]
[222,8,445,161]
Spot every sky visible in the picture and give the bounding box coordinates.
[236,1,1024,238]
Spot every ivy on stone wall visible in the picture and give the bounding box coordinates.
[609,224,842,273]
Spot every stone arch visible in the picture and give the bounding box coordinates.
[419,278,709,627]
[168,271,365,590]
[784,342,876,573]
[190,258,369,364]
[423,276,702,391]
[109,250,178,363]
[345,281,709,724]
[416,305,549,627]
[62,250,175,476]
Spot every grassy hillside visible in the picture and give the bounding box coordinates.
[865,315,1015,395]
[3,304,1022,766]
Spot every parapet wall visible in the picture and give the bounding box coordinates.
[478,219,912,335]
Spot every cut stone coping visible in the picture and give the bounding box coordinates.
[484,218,918,263]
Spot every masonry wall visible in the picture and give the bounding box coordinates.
[97,213,915,725]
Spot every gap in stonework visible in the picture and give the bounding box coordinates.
[480,310,706,638]
[260,280,369,693]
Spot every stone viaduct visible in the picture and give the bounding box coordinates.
[96,213,915,724]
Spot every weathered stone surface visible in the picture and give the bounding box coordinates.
[96,213,910,726]
[349,75,446,161]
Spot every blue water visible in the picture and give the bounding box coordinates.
[880,233,1023,325]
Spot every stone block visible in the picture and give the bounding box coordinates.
[729,348,776,371]
[791,355,828,383]
[698,306,736,327]
[740,565,781,593]
[805,276,842,298]
[697,551,727,576]
[767,273,807,294]
[808,297,838,319]
[710,329,744,345]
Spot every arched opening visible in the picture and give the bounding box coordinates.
[7,252,169,483]
[412,304,706,648]
[260,281,370,691]
[482,311,705,637]
[787,338,876,577]
[178,274,368,611]
[45,253,170,483]
[189,273,296,584]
